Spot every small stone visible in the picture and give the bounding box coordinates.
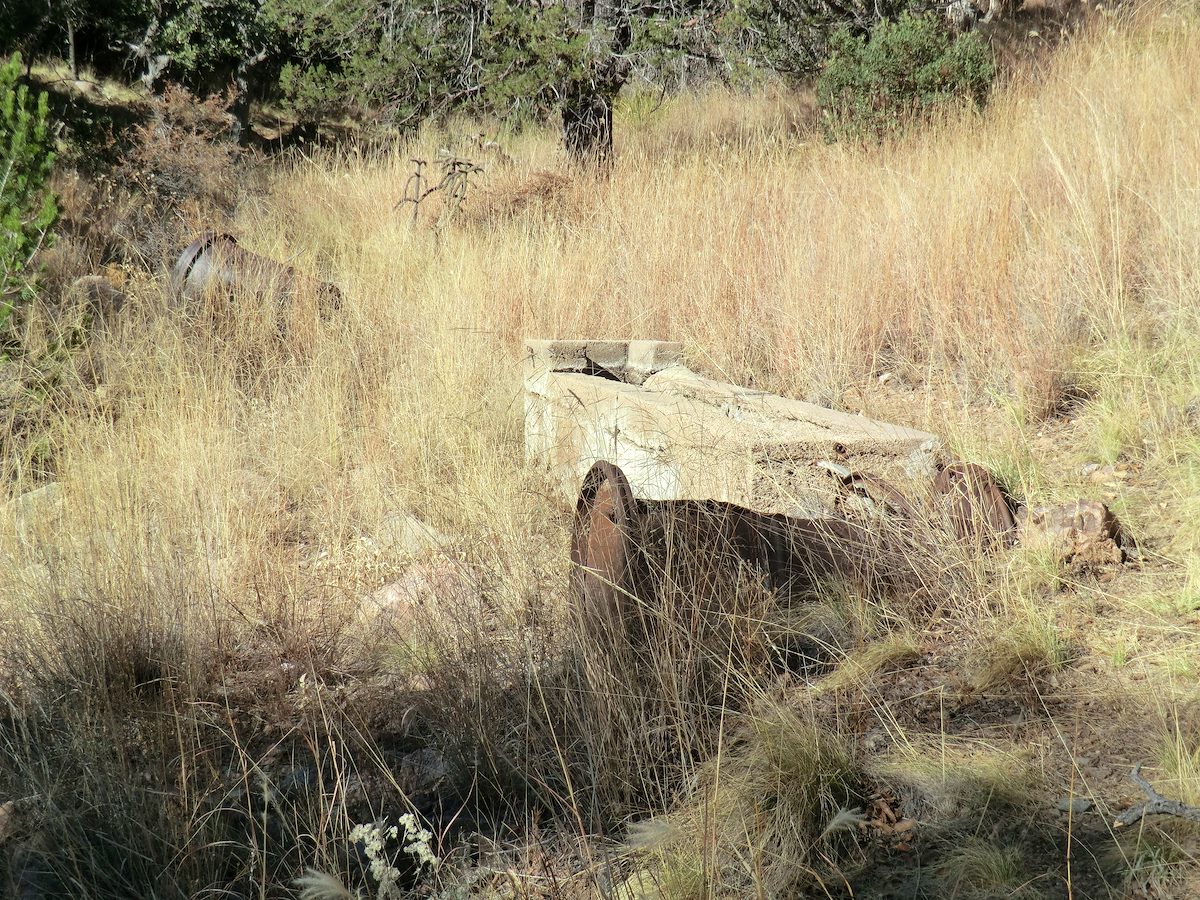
[1056,797,1094,814]
[0,801,15,844]
[2,483,65,542]
[1080,463,1101,477]
[362,554,482,630]
[278,765,318,796]
[0,796,40,845]
[361,510,448,559]
[69,275,127,328]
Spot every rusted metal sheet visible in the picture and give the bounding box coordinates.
[570,461,643,640]
[933,462,1017,546]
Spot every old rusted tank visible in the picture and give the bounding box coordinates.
[170,233,341,309]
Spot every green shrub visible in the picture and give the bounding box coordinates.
[1,52,58,328]
[816,13,996,142]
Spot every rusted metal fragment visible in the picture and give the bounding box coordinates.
[570,463,936,652]
[1020,499,1125,570]
[933,462,1016,547]
[570,461,646,642]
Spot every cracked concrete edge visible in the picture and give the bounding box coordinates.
[524,339,685,385]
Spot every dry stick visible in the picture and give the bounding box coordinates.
[394,156,483,221]
[1114,765,1200,828]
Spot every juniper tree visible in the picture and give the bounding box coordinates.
[0,53,57,327]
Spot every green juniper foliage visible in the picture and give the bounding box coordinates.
[1,52,57,325]
[817,12,996,141]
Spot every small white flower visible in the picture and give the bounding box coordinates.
[397,812,439,871]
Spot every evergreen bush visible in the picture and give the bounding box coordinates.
[1,51,57,327]
[816,13,996,142]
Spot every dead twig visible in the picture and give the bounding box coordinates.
[1114,765,1200,828]
[394,155,484,222]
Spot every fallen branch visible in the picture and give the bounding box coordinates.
[1115,765,1200,828]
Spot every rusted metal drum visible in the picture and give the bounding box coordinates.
[169,233,341,309]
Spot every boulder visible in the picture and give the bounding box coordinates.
[364,554,482,632]
[0,800,15,845]
[365,510,448,559]
[0,796,39,846]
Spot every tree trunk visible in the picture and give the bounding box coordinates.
[560,0,631,165]
[67,20,77,80]
[230,62,252,146]
[561,76,615,163]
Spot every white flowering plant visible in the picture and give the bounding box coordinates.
[342,814,439,900]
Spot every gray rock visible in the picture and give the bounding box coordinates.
[360,510,448,560]
[365,554,482,630]
[377,511,448,557]
[68,275,127,329]
[1056,797,1095,814]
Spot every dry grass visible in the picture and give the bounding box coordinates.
[3,3,1200,897]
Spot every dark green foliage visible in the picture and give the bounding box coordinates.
[477,0,584,123]
[272,0,484,128]
[1,53,57,327]
[736,0,936,78]
[0,0,998,160]
[816,13,996,141]
[272,0,587,130]
[157,0,276,82]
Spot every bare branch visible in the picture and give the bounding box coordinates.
[1114,765,1200,828]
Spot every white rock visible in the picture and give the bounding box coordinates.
[363,554,482,631]
[361,510,448,560]
[1,483,64,542]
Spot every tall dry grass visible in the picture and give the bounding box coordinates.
[3,4,1200,896]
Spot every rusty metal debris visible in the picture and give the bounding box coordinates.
[170,232,341,308]
[934,462,1017,547]
[1020,499,1126,570]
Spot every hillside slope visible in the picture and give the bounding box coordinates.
[2,4,1200,897]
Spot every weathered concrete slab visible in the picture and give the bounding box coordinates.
[525,340,945,517]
